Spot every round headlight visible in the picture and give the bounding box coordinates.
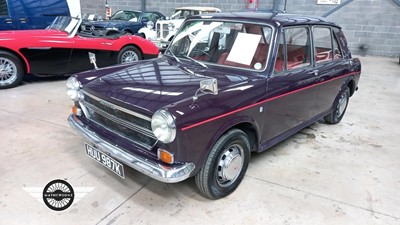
[168,22,175,31]
[151,109,176,144]
[146,21,154,29]
[66,76,82,101]
[66,76,80,90]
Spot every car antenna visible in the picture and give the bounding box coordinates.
[283,0,288,13]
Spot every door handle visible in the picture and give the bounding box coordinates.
[5,18,12,23]
[101,42,112,46]
[20,18,27,23]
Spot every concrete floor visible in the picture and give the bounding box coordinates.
[0,56,399,224]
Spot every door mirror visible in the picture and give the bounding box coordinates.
[200,78,218,95]
[88,52,98,69]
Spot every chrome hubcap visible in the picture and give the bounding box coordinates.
[217,144,244,187]
[0,57,17,85]
[121,50,138,63]
[336,91,348,117]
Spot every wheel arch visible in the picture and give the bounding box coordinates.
[0,47,30,74]
[122,29,134,34]
[206,118,260,156]
[347,78,356,96]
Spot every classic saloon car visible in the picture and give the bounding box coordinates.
[67,12,361,199]
[0,16,159,89]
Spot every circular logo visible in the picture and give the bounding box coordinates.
[42,179,74,211]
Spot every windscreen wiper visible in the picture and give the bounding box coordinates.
[181,55,208,69]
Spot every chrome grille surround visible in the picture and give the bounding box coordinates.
[80,91,157,150]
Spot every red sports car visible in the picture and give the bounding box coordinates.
[0,16,159,89]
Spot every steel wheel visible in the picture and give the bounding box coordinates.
[324,87,350,124]
[120,50,138,63]
[0,51,24,89]
[216,144,244,188]
[0,57,18,86]
[195,129,250,200]
[118,46,142,64]
[336,90,348,118]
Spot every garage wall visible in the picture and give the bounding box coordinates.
[80,0,400,57]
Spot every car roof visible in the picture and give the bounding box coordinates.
[175,6,221,12]
[189,12,340,28]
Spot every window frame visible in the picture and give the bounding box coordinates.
[273,25,313,76]
[312,25,335,64]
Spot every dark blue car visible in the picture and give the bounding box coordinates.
[67,12,361,200]
[81,10,165,35]
[0,0,79,30]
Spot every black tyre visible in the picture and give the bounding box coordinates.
[0,51,24,89]
[195,129,251,200]
[324,87,350,124]
[117,46,142,64]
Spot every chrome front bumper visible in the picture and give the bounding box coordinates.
[68,115,195,183]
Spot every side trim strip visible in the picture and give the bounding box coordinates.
[181,71,360,131]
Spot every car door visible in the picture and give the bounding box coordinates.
[261,26,319,146]
[311,26,350,114]
[68,35,117,73]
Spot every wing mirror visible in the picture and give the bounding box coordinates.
[193,78,218,101]
[88,52,98,70]
[200,78,218,95]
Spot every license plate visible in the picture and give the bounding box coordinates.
[84,143,125,178]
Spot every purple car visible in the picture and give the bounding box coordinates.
[67,12,361,199]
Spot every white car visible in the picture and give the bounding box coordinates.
[138,6,221,51]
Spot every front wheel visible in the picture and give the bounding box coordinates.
[195,129,251,200]
[0,51,24,89]
[324,87,350,124]
[117,46,142,64]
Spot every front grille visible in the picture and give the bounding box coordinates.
[156,23,169,39]
[82,25,104,31]
[81,92,157,150]
[162,24,169,38]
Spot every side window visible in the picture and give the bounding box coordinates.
[285,27,311,69]
[143,13,160,23]
[332,33,343,59]
[274,26,312,72]
[0,0,8,16]
[182,11,191,18]
[313,27,333,63]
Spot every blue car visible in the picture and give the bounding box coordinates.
[81,10,165,35]
[0,0,80,30]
